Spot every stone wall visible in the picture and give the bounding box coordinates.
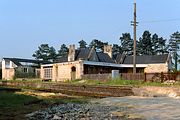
[2,68,15,80]
[57,61,83,81]
[144,63,168,73]
[41,61,84,82]
[82,74,111,82]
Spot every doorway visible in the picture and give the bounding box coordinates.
[71,66,76,80]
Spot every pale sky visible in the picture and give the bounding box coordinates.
[0,0,180,58]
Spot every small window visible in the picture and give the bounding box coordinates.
[44,68,52,79]
[23,68,28,73]
[5,61,10,68]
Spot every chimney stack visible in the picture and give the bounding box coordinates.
[104,45,112,58]
[68,44,75,62]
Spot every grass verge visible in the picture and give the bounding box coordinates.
[0,87,90,120]
[69,79,180,87]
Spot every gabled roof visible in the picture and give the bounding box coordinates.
[96,52,115,63]
[55,47,169,65]
[115,54,169,64]
[2,58,51,66]
[55,48,115,63]
[75,48,90,60]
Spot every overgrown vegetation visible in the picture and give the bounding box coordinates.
[69,79,180,87]
[15,70,36,79]
[0,87,90,120]
[0,92,39,108]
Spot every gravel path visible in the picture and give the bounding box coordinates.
[26,102,145,120]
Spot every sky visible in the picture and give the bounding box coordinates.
[0,0,180,59]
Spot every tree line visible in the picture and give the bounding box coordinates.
[33,30,180,70]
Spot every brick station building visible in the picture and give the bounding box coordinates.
[40,45,172,82]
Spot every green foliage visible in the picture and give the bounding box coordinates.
[78,39,87,48]
[0,92,39,107]
[44,97,89,104]
[118,31,168,56]
[89,39,108,52]
[112,44,122,55]
[106,79,141,86]
[32,44,57,61]
[57,44,69,57]
[119,33,133,55]
[15,70,36,78]
[137,31,168,55]
[168,31,180,70]
[67,79,174,87]
[12,75,16,80]
[138,31,153,55]
[152,34,168,55]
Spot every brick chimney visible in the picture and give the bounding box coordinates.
[68,44,75,62]
[104,45,112,58]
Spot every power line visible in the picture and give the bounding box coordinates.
[139,18,180,24]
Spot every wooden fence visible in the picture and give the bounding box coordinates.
[82,72,180,83]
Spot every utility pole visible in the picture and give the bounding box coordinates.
[131,0,138,74]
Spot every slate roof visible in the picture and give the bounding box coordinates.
[117,54,169,64]
[55,48,115,63]
[55,55,68,63]
[55,48,169,64]
[2,58,51,66]
[96,52,115,63]
[75,48,90,60]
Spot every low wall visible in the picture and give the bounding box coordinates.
[82,74,111,82]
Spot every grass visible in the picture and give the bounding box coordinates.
[7,79,43,82]
[0,91,39,108]
[2,78,180,87]
[68,79,180,87]
[0,86,90,120]
[105,79,142,86]
[0,91,43,120]
[69,79,102,85]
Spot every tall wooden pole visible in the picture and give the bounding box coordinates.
[133,1,137,74]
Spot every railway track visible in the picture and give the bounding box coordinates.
[0,81,134,97]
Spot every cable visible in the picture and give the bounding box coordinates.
[139,18,180,24]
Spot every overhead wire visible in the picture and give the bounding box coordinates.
[139,18,180,24]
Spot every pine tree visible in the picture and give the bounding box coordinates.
[89,39,108,52]
[138,31,153,55]
[57,44,68,57]
[168,31,180,70]
[32,44,57,61]
[112,44,122,55]
[78,39,87,48]
[152,34,167,55]
[119,33,133,55]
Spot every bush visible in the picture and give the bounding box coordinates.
[15,71,36,79]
